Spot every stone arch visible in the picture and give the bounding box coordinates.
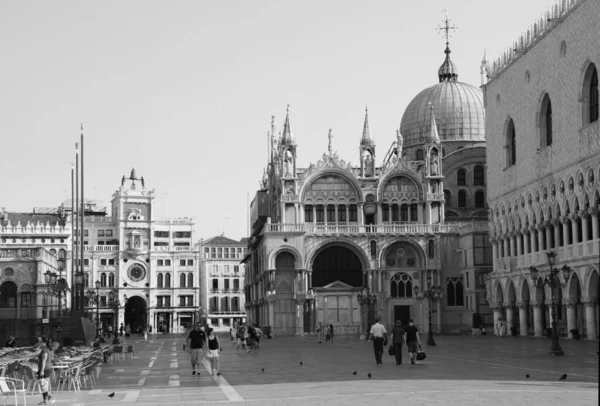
[493,280,503,303]
[300,169,363,203]
[380,239,427,270]
[124,295,147,332]
[567,271,583,302]
[309,240,366,288]
[268,245,303,269]
[0,281,18,308]
[533,278,545,303]
[274,251,296,293]
[520,278,531,303]
[506,279,516,303]
[579,59,598,125]
[584,265,599,299]
[377,171,423,202]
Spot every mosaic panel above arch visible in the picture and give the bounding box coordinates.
[382,241,423,272]
[381,175,420,202]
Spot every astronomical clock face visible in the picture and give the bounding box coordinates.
[127,264,146,283]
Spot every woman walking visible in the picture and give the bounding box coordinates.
[206,328,222,376]
[37,339,60,405]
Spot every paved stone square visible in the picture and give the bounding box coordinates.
[15,333,599,406]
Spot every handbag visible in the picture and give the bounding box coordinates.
[388,345,395,356]
[416,345,427,361]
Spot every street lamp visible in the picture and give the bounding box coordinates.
[74,270,84,312]
[414,270,443,346]
[357,287,377,338]
[87,280,102,339]
[109,289,127,344]
[43,257,68,343]
[529,251,571,356]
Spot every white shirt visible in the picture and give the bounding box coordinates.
[370,322,387,338]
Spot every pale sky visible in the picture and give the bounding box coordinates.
[0,0,558,241]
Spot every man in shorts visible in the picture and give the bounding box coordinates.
[186,322,206,375]
[37,340,60,405]
[405,318,421,365]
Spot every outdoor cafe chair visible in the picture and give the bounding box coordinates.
[0,377,27,406]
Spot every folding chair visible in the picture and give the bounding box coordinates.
[0,377,27,406]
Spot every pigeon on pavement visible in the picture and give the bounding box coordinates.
[367,373,372,379]
[559,374,567,381]
[108,392,115,398]
[299,362,303,366]
[261,368,264,372]
[526,374,530,378]
[352,371,357,376]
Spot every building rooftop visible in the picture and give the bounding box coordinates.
[202,235,247,246]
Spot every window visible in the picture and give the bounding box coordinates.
[506,119,516,166]
[458,190,467,208]
[165,273,171,288]
[98,230,105,237]
[428,240,435,259]
[224,265,230,274]
[390,273,413,298]
[157,259,163,266]
[370,240,377,260]
[474,234,492,265]
[174,242,190,247]
[154,231,169,238]
[382,204,389,221]
[108,273,115,287]
[212,279,219,290]
[100,259,107,266]
[474,165,485,185]
[326,205,335,222]
[416,149,424,161]
[444,190,452,208]
[224,279,230,292]
[173,231,191,238]
[154,242,168,246]
[157,296,171,308]
[233,265,240,273]
[590,66,599,123]
[180,259,186,266]
[157,273,163,288]
[98,241,105,245]
[540,94,553,148]
[83,259,90,266]
[410,204,417,221]
[316,205,324,223]
[188,273,193,287]
[446,278,464,306]
[584,63,599,124]
[187,259,193,266]
[108,258,116,266]
[100,273,107,287]
[180,273,186,288]
[212,265,219,274]
[165,259,171,266]
[349,205,357,222]
[475,191,485,208]
[457,169,466,186]
[233,279,240,290]
[400,204,408,222]
[84,230,89,237]
[391,204,399,222]
[305,205,313,222]
[106,230,113,237]
[100,296,107,307]
[338,204,347,222]
[84,273,89,288]
[21,292,31,308]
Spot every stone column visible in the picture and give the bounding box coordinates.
[561,216,570,245]
[589,208,599,244]
[509,234,516,257]
[295,298,305,336]
[504,303,515,334]
[580,210,589,244]
[492,238,498,261]
[516,233,523,256]
[583,298,598,339]
[544,222,552,250]
[517,301,529,336]
[492,304,503,334]
[529,226,536,253]
[570,213,580,244]
[565,299,577,338]
[522,229,530,254]
[503,237,509,258]
[531,300,544,337]
[551,219,561,248]
[537,224,545,252]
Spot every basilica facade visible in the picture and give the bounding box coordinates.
[243,38,492,336]
[484,0,599,339]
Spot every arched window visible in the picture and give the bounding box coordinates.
[391,204,399,222]
[316,205,324,223]
[390,273,413,298]
[444,190,452,208]
[100,272,107,287]
[458,190,467,208]
[400,204,409,222]
[326,205,335,222]
[304,205,313,222]
[157,273,163,288]
[338,204,347,222]
[370,240,377,260]
[165,273,171,288]
[0,281,17,308]
[188,273,194,287]
[475,191,485,208]
[428,240,435,258]
[446,278,464,306]
[583,63,598,124]
[506,119,516,166]
[457,169,466,186]
[540,94,553,148]
[349,205,358,222]
[410,204,417,221]
[416,149,424,161]
[382,204,389,221]
[108,273,115,287]
[180,273,186,288]
[474,166,485,185]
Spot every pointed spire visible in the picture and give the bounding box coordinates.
[281,104,295,145]
[360,106,374,146]
[428,104,441,144]
[436,12,459,82]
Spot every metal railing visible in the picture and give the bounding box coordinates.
[263,223,460,235]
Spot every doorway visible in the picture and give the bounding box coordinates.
[394,305,410,327]
[124,296,147,334]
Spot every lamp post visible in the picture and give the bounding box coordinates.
[357,287,377,338]
[43,257,68,344]
[414,270,443,346]
[109,289,127,344]
[528,251,571,356]
[87,280,102,339]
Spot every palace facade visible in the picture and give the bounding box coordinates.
[243,35,493,336]
[483,0,599,339]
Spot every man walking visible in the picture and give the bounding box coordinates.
[391,320,406,365]
[186,322,207,376]
[405,318,421,365]
[368,316,387,365]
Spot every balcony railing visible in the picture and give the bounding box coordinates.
[153,246,194,252]
[0,247,58,267]
[0,223,71,236]
[263,223,459,235]
[154,218,195,225]
[84,245,119,251]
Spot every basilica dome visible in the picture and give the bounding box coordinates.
[400,45,485,148]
